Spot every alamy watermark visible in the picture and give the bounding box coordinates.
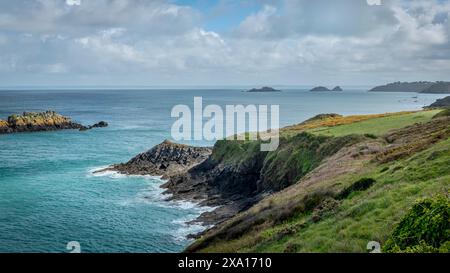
[171,97,280,151]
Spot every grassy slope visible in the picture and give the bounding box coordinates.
[249,139,450,253]
[191,109,449,253]
[307,110,439,137]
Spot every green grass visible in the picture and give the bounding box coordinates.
[308,110,440,137]
[245,138,450,253]
[189,110,449,253]
[194,137,450,253]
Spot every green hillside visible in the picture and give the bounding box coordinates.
[187,109,450,253]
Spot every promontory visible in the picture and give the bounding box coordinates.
[370,81,450,93]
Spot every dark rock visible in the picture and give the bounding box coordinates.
[247,86,281,92]
[310,86,331,92]
[89,121,108,128]
[332,86,343,91]
[100,140,212,179]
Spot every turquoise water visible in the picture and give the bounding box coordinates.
[0,89,446,253]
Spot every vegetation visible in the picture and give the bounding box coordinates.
[433,108,450,119]
[307,110,439,137]
[384,193,450,253]
[188,109,450,253]
[5,111,72,127]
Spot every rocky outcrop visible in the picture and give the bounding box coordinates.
[101,140,212,179]
[0,111,83,134]
[310,86,331,92]
[79,121,109,131]
[247,87,281,92]
[310,86,342,92]
[0,111,108,134]
[370,81,450,93]
[106,131,361,226]
[426,96,450,108]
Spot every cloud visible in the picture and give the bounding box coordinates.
[66,0,81,6]
[0,0,449,86]
[235,0,399,39]
[0,0,200,36]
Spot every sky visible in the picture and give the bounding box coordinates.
[0,0,450,87]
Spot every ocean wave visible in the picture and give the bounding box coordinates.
[171,217,215,242]
[87,165,217,240]
[87,166,165,180]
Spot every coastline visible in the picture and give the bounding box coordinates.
[89,166,218,240]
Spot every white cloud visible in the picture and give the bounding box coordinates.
[0,0,450,85]
[66,0,81,6]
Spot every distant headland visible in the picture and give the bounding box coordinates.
[370,81,450,93]
[310,86,343,92]
[426,96,450,109]
[246,86,281,92]
[0,111,108,134]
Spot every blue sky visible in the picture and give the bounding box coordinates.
[173,0,265,32]
[0,0,450,87]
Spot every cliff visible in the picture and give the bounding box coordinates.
[0,111,108,134]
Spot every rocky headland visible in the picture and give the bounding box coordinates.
[0,111,108,134]
[98,140,212,179]
[370,81,450,93]
[104,109,450,252]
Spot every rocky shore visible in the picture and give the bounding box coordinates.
[102,110,450,246]
[98,140,212,179]
[0,111,108,134]
[103,117,366,226]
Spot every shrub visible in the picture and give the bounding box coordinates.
[433,108,450,119]
[384,193,450,253]
[337,178,376,199]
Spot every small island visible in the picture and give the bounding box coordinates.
[247,86,281,92]
[370,81,450,93]
[0,111,108,134]
[310,86,343,92]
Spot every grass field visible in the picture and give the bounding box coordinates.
[307,110,440,137]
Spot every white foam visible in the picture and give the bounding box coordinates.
[87,166,165,180]
[87,165,218,240]
[172,218,214,242]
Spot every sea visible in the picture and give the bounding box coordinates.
[0,88,446,253]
